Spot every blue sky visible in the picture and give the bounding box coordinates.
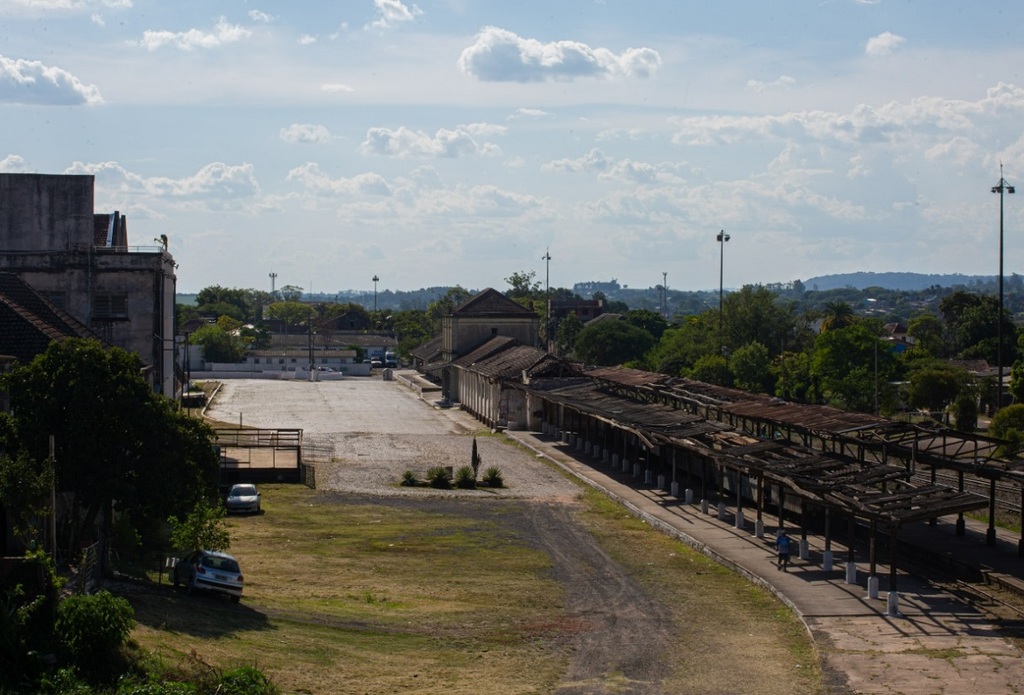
[3,1,1024,296]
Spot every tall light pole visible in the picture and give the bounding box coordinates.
[372,275,379,314]
[542,249,552,351]
[269,272,278,298]
[992,166,1015,414]
[717,230,730,354]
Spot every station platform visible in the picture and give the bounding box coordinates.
[503,426,1024,694]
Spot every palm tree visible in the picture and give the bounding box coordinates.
[820,301,856,332]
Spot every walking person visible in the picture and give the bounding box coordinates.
[776,530,791,571]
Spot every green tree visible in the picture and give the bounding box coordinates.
[574,320,655,366]
[646,314,716,375]
[989,403,1024,457]
[1,339,220,560]
[265,300,312,330]
[723,285,801,356]
[907,312,948,357]
[811,324,897,412]
[687,354,732,386]
[729,342,773,394]
[192,323,246,363]
[820,301,856,332]
[556,313,584,357]
[0,452,54,548]
[168,498,230,553]
[906,363,967,420]
[770,350,815,402]
[625,309,669,341]
[952,392,979,433]
[504,270,541,300]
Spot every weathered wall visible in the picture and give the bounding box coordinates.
[0,174,94,250]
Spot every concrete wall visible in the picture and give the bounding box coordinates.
[0,174,95,251]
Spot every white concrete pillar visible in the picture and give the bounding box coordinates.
[845,562,857,585]
[657,474,666,489]
[684,488,694,504]
[602,450,609,464]
[700,498,709,514]
[734,509,745,529]
[755,519,764,538]
[867,576,880,600]
[887,591,900,617]
[592,444,601,458]
[561,431,570,444]
[612,453,620,467]
[717,501,726,519]
[644,470,653,484]
[622,459,630,473]
[670,481,680,497]
[633,463,641,477]
[799,539,809,560]
[822,550,833,572]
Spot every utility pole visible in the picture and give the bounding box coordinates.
[542,249,552,351]
[269,272,278,298]
[992,165,1015,414]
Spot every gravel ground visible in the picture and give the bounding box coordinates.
[205,375,584,501]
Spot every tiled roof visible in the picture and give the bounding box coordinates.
[409,335,442,361]
[453,335,568,379]
[0,273,103,363]
[452,288,535,317]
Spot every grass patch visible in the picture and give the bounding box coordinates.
[126,484,821,694]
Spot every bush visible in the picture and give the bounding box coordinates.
[400,470,419,487]
[426,466,452,489]
[55,590,135,681]
[481,466,503,488]
[220,665,279,695]
[454,466,476,489]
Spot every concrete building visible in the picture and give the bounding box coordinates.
[0,174,176,395]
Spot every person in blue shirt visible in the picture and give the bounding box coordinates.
[776,530,792,571]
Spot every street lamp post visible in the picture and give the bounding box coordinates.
[717,230,730,354]
[992,166,1015,417]
[542,249,551,351]
[372,275,379,314]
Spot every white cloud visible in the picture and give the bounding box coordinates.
[746,75,796,92]
[137,17,252,51]
[0,154,27,172]
[286,163,393,196]
[321,83,354,93]
[458,26,661,83]
[542,148,683,184]
[1,0,131,10]
[365,0,423,30]
[279,123,332,145]
[508,107,552,119]
[248,9,273,23]
[0,54,103,105]
[865,31,905,56]
[360,124,503,158]
[65,161,260,199]
[299,34,317,45]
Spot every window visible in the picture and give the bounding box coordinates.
[93,292,129,319]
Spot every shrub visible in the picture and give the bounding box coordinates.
[454,466,476,489]
[400,470,419,487]
[220,665,279,695]
[426,466,452,489]
[55,590,135,681]
[481,466,503,488]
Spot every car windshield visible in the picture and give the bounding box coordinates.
[230,485,256,496]
[201,555,240,573]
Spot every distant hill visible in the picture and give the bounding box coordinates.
[802,272,991,292]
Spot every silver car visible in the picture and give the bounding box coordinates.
[171,549,243,602]
[225,483,261,514]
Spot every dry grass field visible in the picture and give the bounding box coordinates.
[124,482,821,694]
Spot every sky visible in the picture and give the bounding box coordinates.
[3,1,1024,297]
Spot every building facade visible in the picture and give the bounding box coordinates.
[0,174,176,395]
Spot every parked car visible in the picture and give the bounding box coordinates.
[171,550,243,602]
[226,483,261,514]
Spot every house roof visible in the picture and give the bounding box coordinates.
[451,288,535,317]
[452,335,570,380]
[0,273,103,362]
[409,335,443,362]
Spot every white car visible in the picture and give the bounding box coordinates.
[171,549,244,602]
[225,483,261,514]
